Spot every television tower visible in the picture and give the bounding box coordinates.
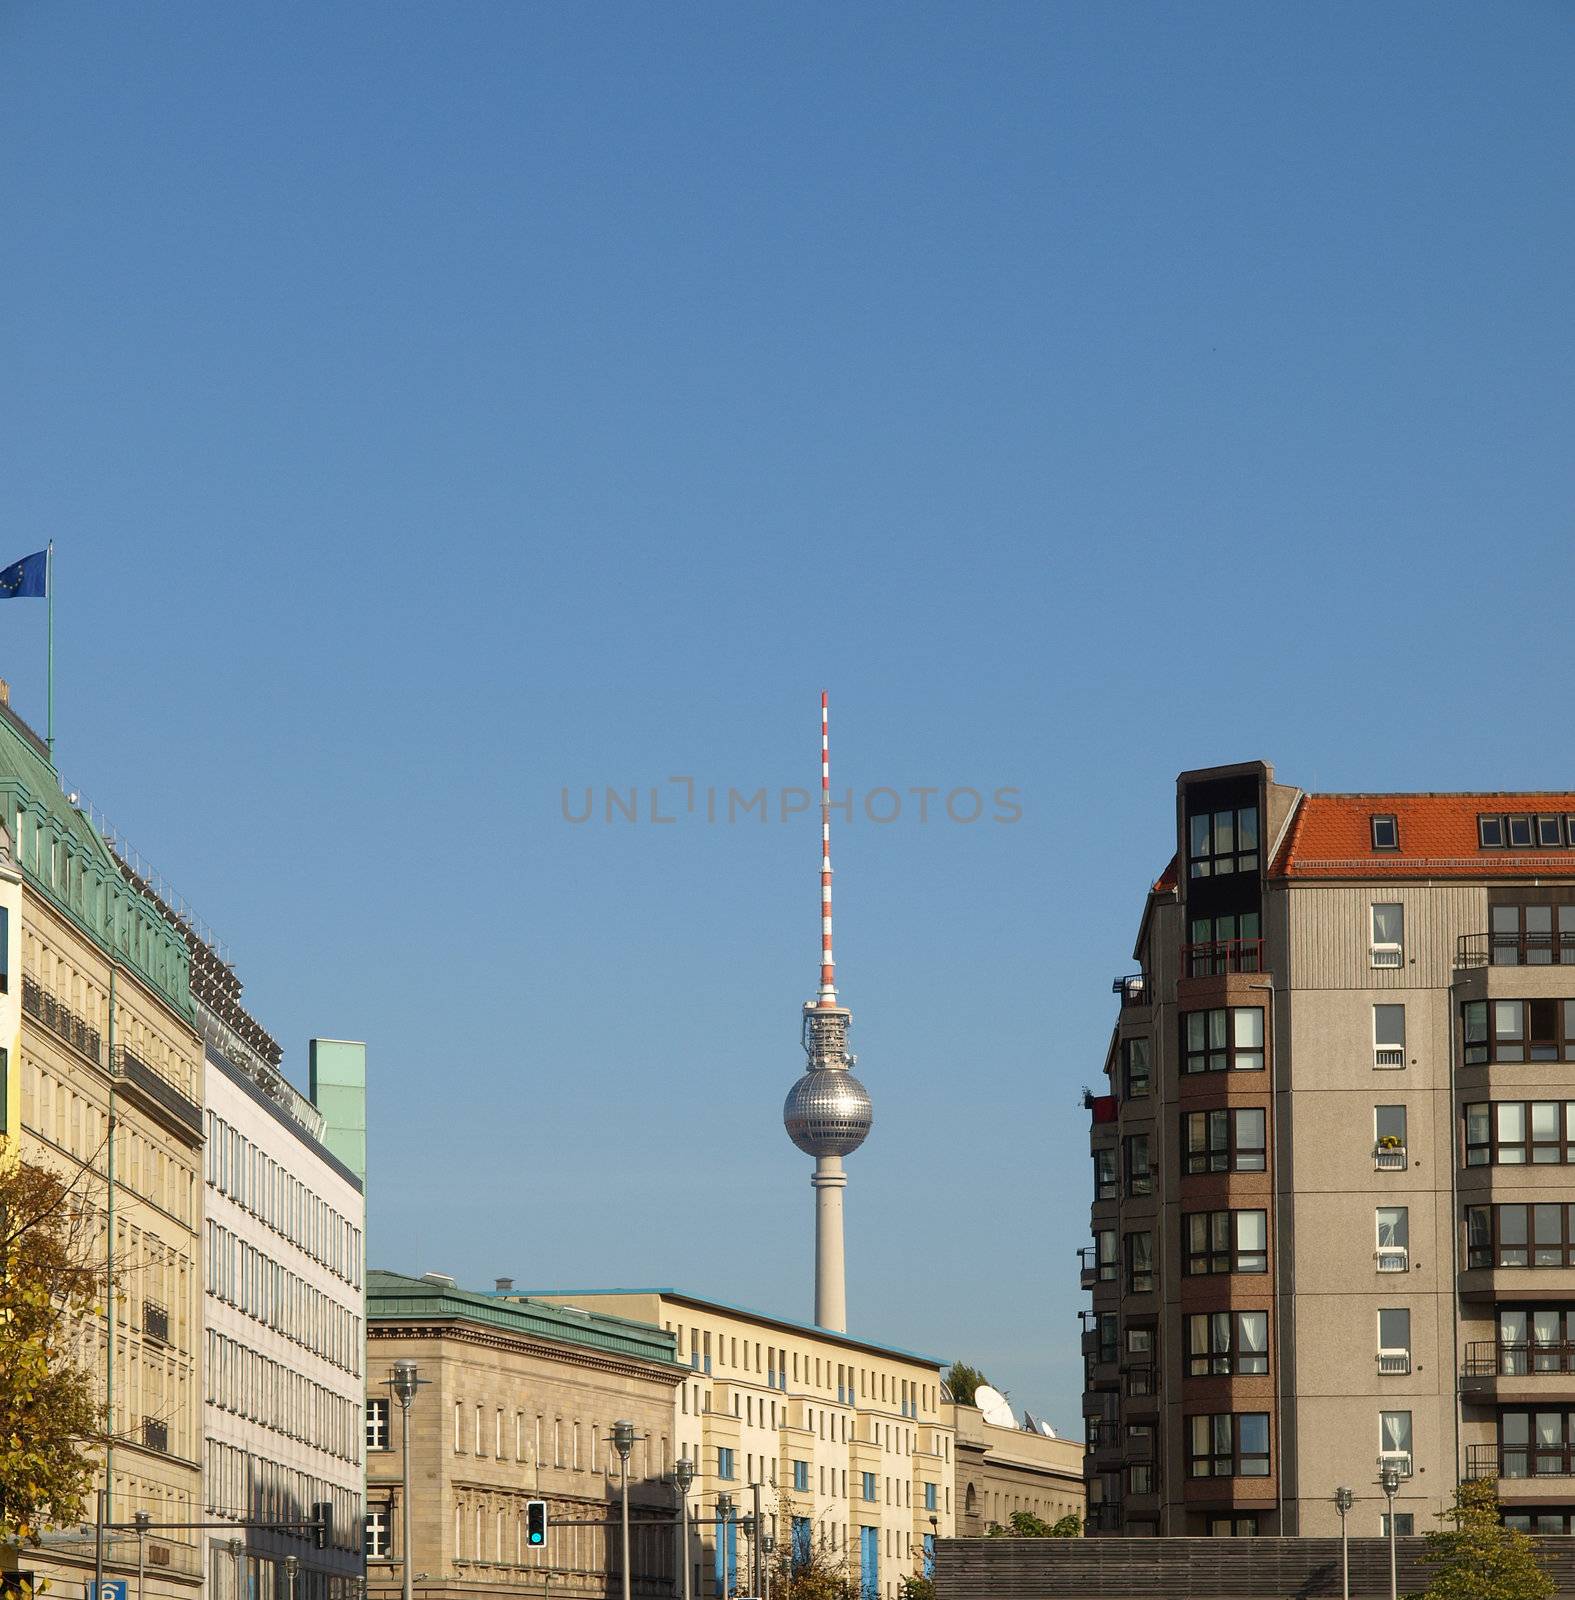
[782,692,873,1332]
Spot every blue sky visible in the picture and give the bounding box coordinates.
[1,3,1572,1427]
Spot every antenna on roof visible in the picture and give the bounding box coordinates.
[818,689,836,1008]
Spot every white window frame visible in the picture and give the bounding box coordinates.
[1374,1004,1407,1069]
[1370,903,1404,969]
[1376,1207,1410,1273]
[1377,1308,1411,1375]
[1379,1410,1414,1476]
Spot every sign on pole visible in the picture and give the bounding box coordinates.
[98,1581,128,1600]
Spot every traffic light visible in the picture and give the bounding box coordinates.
[312,1501,333,1551]
[526,1500,547,1548]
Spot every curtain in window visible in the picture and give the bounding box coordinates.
[1377,1209,1408,1249]
[1381,1412,1411,1454]
[1372,904,1403,944]
[1238,1313,1268,1355]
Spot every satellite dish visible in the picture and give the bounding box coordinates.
[974,1385,1016,1429]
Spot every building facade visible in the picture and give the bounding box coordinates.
[201,1032,366,1600]
[1081,761,1575,1538]
[0,687,206,1600]
[948,1405,1083,1534]
[518,1288,957,1600]
[364,1272,683,1600]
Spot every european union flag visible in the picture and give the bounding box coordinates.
[0,550,46,599]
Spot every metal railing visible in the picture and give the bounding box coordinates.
[1124,1363,1157,1399]
[142,1301,169,1345]
[1376,1247,1410,1273]
[1078,1246,1116,1288]
[1457,932,1575,969]
[1377,1350,1411,1375]
[21,974,102,1064]
[1112,973,1155,1007]
[1463,1340,1575,1377]
[1089,1502,1124,1532]
[1467,1443,1575,1480]
[1181,938,1264,977]
[1370,943,1403,969]
[1374,1145,1408,1169]
[142,1417,169,1453]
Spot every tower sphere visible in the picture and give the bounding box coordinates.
[783,1068,873,1158]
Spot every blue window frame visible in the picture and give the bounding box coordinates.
[791,1516,812,1568]
[714,1513,736,1597]
[861,1472,877,1502]
[717,1447,735,1480]
[859,1525,879,1600]
[793,1460,809,1492]
[924,1482,937,1512]
[923,1534,935,1578]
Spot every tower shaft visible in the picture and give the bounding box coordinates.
[812,1156,848,1332]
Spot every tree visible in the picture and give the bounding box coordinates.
[897,1574,935,1600]
[944,1362,990,1406]
[1408,1479,1554,1600]
[984,1510,1081,1538]
[0,1157,106,1551]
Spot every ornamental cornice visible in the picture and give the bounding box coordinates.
[368,1320,685,1387]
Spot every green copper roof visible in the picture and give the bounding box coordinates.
[367,1271,682,1369]
[0,700,191,1018]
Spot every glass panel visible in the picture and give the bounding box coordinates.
[1375,1005,1406,1049]
[1491,905,1519,932]
[1499,1104,1527,1141]
[1377,1208,1408,1248]
[1381,1411,1411,1453]
[1527,906,1553,933]
[1376,1105,1407,1142]
[1238,1211,1266,1250]
[1378,1308,1410,1350]
[1187,1013,1206,1052]
[1238,1413,1268,1452]
[1372,904,1403,944]
[1190,814,1210,861]
[1237,807,1258,849]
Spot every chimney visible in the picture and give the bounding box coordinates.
[0,679,10,706]
[495,1276,515,1294]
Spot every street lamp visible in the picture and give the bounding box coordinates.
[133,1510,151,1600]
[1379,1466,1402,1600]
[612,1420,637,1600]
[715,1496,734,1600]
[673,1458,695,1600]
[759,1532,774,1600]
[739,1516,755,1600]
[284,1555,300,1600]
[1333,1487,1354,1600]
[390,1361,424,1600]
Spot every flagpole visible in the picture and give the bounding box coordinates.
[46,541,54,764]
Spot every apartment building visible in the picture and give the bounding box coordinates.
[0,688,206,1600]
[1081,761,1575,1538]
[518,1287,956,1600]
[364,1271,682,1600]
[949,1405,1084,1533]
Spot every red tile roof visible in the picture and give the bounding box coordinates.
[1272,793,1575,879]
[1153,854,1178,893]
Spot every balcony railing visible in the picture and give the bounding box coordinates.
[21,974,102,1064]
[1112,973,1154,1007]
[1463,1340,1575,1377]
[1374,1047,1406,1068]
[1376,1246,1409,1273]
[1078,1246,1115,1289]
[142,1301,169,1345]
[1377,1349,1412,1375]
[1468,1443,1575,1480]
[1377,1450,1413,1479]
[1089,1502,1124,1532]
[1370,942,1403,969]
[1124,1363,1157,1399]
[1458,932,1575,969]
[1181,937,1264,977]
[142,1418,169,1454]
[1374,1145,1408,1170]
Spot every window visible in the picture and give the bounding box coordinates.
[793,1460,809,1492]
[1499,1410,1575,1478]
[1187,1311,1269,1376]
[1098,1313,1118,1365]
[1124,1135,1152,1197]
[1095,1229,1117,1282]
[1183,1008,1265,1074]
[365,1507,390,1560]
[1187,1413,1270,1478]
[1376,1207,1410,1271]
[1465,1101,1575,1166]
[1540,816,1564,847]
[1122,1038,1151,1099]
[1467,1203,1575,1269]
[1128,1463,1154,1496]
[1509,815,1535,848]
[1489,904,1575,965]
[718,1447,735,1480]
[1381,1514,1415,1536]
[366,1399,390,1451]
[1371,903,1404,968]
[1094,1147,1117,1201]
[1371,815,1398,851]
[1186,911,1262,975]
[1376,1104,1407,1163]
[1378,1309,1411,1374]
[1126,1232,1153,1295]
[1184,1107,1266,1174]
[924,1482,936,1512]
[1188,805,1259,878]
[1480,815,1506,848]
[1374,1005,1406,1068]
[1379,1411,1413,1475]
[1208,1517,1259,1538]
[1185,1210,1268,1275]
[862,1472,877,1502]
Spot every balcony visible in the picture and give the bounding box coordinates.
[142,1301,169,1345]
[1467,1444,1575,1487]
[1374,1144,1408,1170]
[1181,938,1264,978]
[1377,1349,1412,1376]
[1112,973,1155,1008]
[1462,1341,1575,1401]
[1088,1502,1124,1533]
[1123,1364,1158,1411]
[1458,932,1575,969]
[1370,942,1403,970]
[21,974,102,1064]
[1376,1246,1410,1274]
[1079,1246,1115,1291]
[142,1417,169,1454]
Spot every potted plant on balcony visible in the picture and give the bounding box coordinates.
[1378,1135,1403,1150]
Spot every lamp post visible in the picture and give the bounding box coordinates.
[228,1537,246,1600]
[759,1533,774,1600]
[613,1420,636,1600]
[739,1516,755,1600]
[673,1458,694,1600]
[284,1555,300,1600]
[390,1361,424,1600]
[133,1510,151,1600]
[1333,1487,1354,1600]
[1380,1466,1401,1600]
[715,1495,734,1600]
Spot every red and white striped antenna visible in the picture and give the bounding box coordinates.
[818,690,837,1007]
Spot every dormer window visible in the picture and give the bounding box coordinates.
[1371,815,1399,851]
[1508,815,1535,848]
[1479,816,1505,849]
[1539,816,1563,847]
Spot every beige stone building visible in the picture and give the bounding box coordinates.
[948,1405,1083,1534]
[0,691,205,1600]
[1083,761,1575,1539]
[518,1287,956,1600]
[364,1271,684,1600]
